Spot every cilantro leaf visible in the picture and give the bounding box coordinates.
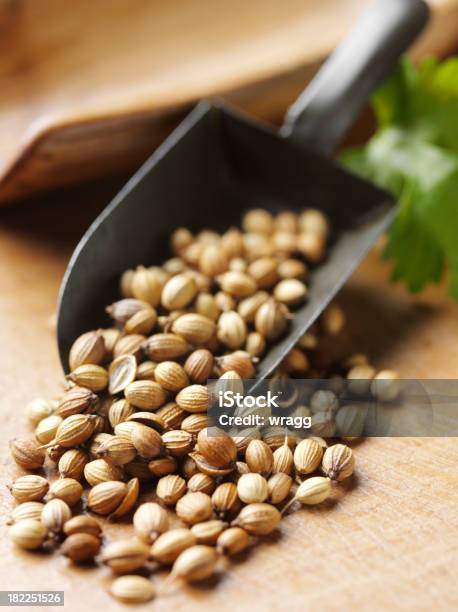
[340,57,458,298]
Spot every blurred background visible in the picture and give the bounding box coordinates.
[0,0,457,204]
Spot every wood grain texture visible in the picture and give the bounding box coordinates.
[0,0,457,204]
[1,186,458,610]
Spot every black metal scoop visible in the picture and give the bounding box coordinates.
[57,0,428,377]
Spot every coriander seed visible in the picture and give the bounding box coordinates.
[11,475,49,503]
[62,533,101,563]
[175,492,213,525]
[8,501,44,525]
[282,476,332,515]
[294,439,323,475]
[169,545,218,583]
[190,520,227,545]
[87,481,128,515]
[197,428,237,468]
[9,519,47,550]
[267,473,293,504]
[216,527,250,556]
[232,503,280,535]
[133,502,169,544]
[24,398,55,427]
[10,438,45,470]
[41,498,72,535]
[156,474,187,506]
[101,538,150,573]
[151,529,196,565]
[63,515,102,538]
[322,444,355,481]
[48,478,83,506]
[237,473,268,504]
[245,439,273,476]
[110,575,155,604]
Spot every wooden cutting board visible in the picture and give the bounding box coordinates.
[0,0,457,204]
[1,187,458,610]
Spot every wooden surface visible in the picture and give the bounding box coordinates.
[1,185,458,611]
[1,0,457,203]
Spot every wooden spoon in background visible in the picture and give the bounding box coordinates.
[0,0,457,205]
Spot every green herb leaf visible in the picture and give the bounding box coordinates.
[340,57,458,297]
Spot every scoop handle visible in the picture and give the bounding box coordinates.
[281,0,429,154]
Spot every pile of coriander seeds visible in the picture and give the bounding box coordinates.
[8,208,399,604]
